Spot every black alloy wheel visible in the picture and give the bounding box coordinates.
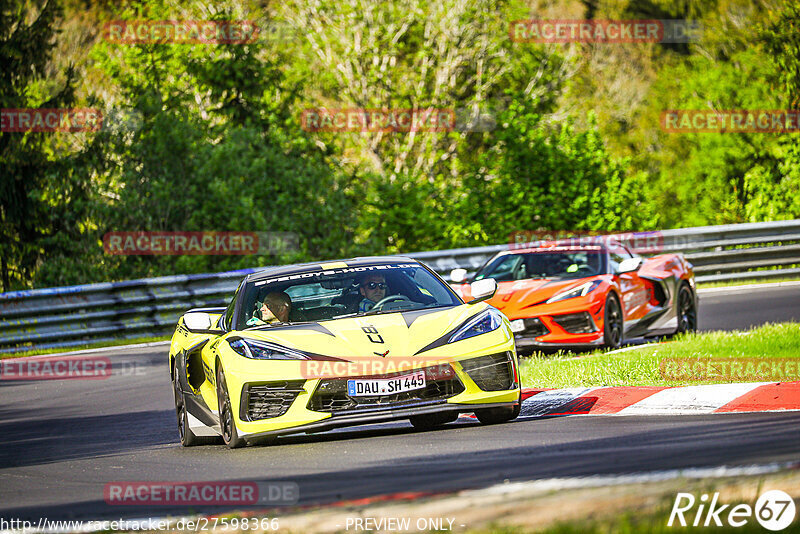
[217,366,246,449]
[676,283,698,334]
[603,293,623,349]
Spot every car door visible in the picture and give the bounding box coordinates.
[197,283,240,411]
[609,244,649,324]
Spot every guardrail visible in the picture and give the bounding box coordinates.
[2,220,799,353]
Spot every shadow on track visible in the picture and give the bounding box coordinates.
[0,409,176,469]
[4,412,798,522]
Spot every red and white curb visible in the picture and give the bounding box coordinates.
[516,382,800,416]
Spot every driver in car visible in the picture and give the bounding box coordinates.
[358,274,388,312]
[246,291,292,325]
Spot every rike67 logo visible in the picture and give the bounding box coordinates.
[669,490,796,531]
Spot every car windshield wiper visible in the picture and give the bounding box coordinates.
[330,312,359,320]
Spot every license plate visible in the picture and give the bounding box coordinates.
[347,371,426,396]
[510,319,525,333]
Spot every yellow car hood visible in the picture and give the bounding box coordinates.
[232,304,490,359]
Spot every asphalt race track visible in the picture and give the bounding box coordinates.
[1,284,799,522]
[698,283,800,331]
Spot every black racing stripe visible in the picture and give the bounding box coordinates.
[413,332,451,355]
[413,310,486,355]
[401,306,455,328]
[249,322,336,337]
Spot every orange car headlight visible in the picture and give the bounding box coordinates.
[546,280,602,303]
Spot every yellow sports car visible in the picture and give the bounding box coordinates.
[169,257,521,448]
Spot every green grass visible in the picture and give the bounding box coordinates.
[519,322,800,388]
[1,335,170,359]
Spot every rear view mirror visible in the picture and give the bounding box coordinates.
[468,278,497,304]
[183,312,213,332]
[617,257,643,274]
[450,268,468,283]
[320,278,351,289]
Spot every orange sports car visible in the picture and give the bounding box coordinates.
[449,239,697,351]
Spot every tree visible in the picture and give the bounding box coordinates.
[744,0,800,221]
[283,0,572,180]
[0,0,99,291]
[87,0,362,281]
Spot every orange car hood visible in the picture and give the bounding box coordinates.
[457,278,597,317]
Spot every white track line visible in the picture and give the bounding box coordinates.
[463,462,798,497]
[6,340,171,360]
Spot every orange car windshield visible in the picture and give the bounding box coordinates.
[474,250,604,282]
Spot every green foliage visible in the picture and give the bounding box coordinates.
[69,0,362,282]
[459,104,656,242]
[744,138,800,221]
[743,0,800,221]
[761,0,800,107]
[3,0,799,290]
[0,0,103,291]
[358,173,445,253]
[562,0,800,229]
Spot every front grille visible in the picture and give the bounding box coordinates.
[308,366,464,414]
[551,312,597,334]
[460,352,515,391]
[241,380,305,421]
[520,317,549,337]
